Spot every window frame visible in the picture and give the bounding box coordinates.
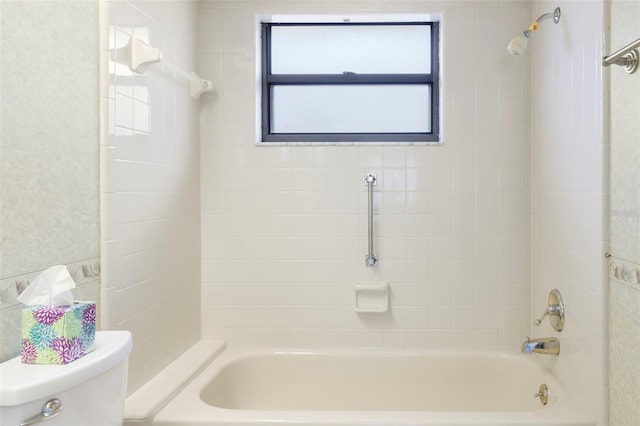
[260,22,440,143]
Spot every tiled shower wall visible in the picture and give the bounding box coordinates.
[530,1,608,424]
[199,1,533,350]
[101,0,201,394]
[608,0,640,424]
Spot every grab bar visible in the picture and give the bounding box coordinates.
[602,37,639,74]
[364,173,378,267]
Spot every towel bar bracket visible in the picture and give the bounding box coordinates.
[605,49,638,74]
[602,37,640,74]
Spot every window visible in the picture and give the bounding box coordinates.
[260,21,440,143]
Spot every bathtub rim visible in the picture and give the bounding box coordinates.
[124,339,227,424]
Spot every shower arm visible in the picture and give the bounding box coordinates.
[524,7,561,37]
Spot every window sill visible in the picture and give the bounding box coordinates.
[255,141,444,147]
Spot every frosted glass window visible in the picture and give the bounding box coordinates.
[261,21,440,143]
[272,85,431,134]
[271,25,431,74]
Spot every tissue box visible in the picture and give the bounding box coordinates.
[21,302,96,364]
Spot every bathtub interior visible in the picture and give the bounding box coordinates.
[201,352,545,412]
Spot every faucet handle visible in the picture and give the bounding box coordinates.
[534,308,546,326]
[533,289,564,331]
[534,305,556,326]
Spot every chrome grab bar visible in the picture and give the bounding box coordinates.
[364,173,378,267]
[602,37,640,74]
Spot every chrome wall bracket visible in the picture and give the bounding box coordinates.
[365,254,378,267]
[607,49,638,74]
[621,49,638,74]
[364,173,378,267]
[602,37,640,74]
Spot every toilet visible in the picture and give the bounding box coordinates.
[0,331,132,426]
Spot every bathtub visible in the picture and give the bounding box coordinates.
[152,348,594,426]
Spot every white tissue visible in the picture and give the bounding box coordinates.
[16,265,76,306]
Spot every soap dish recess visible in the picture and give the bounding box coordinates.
[354,282,389,313]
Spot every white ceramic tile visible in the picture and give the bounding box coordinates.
[452,238,476,260]
[477,191,499,215]
[429,191,453,215]
[406,192,429,214]
[530,0,608,422]
[452,260,476,284]
[101,0,201,395]
[429,215,452,238]
[452,306,475,329]
[428,284,452,306]
[453,191,476,215]
[474,261,497,284]
[407,169,428,191]
[382,147,407,168]
[452,284,475,306]
[429,167,452,192]
[428,329,452,349]
[191,0,534,360]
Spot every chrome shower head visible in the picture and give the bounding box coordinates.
[507,7,561,56]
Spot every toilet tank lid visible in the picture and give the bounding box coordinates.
[0,331,132,407]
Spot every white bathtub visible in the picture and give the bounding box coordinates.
[152,348,594,426]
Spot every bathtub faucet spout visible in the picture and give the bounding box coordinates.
[521,337,560,355]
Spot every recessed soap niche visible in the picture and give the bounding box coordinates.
[354,282,389,313]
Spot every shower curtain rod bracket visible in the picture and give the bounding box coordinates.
[128,36,161,72]
[190,75,213,99]
[115,36,213,99]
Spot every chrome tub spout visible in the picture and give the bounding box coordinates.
[521,337,560,355]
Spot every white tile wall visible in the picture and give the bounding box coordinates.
[530,1,608,424]
[199,1,532,351]
[101,0,201,394]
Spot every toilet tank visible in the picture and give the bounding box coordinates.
[0,331,132,426]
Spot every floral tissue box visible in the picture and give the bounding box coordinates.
[21,302,96,364]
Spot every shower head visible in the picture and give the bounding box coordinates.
[507,7,561,56]
[508,35,529,56]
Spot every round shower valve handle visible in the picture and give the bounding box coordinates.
[533,289,564,332]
